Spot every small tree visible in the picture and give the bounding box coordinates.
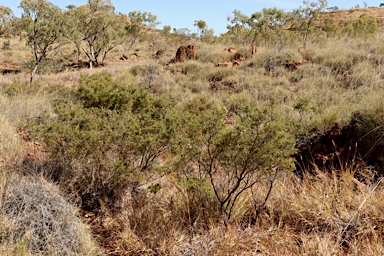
[176,96,295,221]
[194,19,207,38]
[0,6,14,37]
[72,0,125,68]
[18,0,65,83]
[290,0,328,49]
[125,11,160,51]
[63,5,83,62]
[248,7,290,46]
[226,10,252,45]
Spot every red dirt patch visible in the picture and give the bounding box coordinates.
[294,120,384,180]
[0,63,21,75]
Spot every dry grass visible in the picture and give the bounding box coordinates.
[2,20,384,255]
[109,169,383,255]
[0,172,101,255]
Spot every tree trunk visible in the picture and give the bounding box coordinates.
[30,64,38,84]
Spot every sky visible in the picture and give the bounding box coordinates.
[4,1,384,35]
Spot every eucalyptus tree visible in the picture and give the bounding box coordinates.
[125,11,160,51]
[226,10,252,45]
[291,0,328,49]
[227,8,290,47]
[194,19,207,38]
[18,0,65,83]
[0,6,15,36]
[248,8,290,46]
[69,0,125,68]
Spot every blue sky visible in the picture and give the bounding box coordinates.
[5,1,383,35]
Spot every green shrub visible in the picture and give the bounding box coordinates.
[169,60,206,75]
[34,73,176,209]
[174,94,295,220]
[207,68,237,82]
[77,72,132,110]
[1,40,10,50]
[342,15,379,36]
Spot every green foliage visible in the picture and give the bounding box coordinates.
[174,95,295,220]
[169,60,205,75]
[125,11,160,50]
[342,15,379,36]
[77,72,131,110]
[34,73,175,208]
[207,68,237,82]
[162,25,171,35]
[226,8,291,46]
[18,0,65,82]
[0,6,14,36]
[290,0,328,48]
[1,40,10,50]
[66,0,125,67]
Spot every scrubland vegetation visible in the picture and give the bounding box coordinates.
[0,0,384,255]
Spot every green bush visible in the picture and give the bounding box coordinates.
[342,15,379,36]
[77,72,132,110]
[174,94,295,220]
[34,73,176,209]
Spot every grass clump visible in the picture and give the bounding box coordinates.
[0,173,100,255]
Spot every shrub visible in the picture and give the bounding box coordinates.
[77,72,131,110]
[34,73,176,210]
[207,68,237,82]
[1,40,10,51]
[174,95,295,220]
[197,45,233,64]
[342,15,379,36]
[169,60,206,75]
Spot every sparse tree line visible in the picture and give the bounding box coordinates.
[224,0,379,48]
[0,0,160,82]
[0,0,381,82]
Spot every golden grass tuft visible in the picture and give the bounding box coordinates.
[0,172,101,255]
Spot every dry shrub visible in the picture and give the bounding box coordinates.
[263,172,384,255]
[0,173,100,255]
[345,62,382,89]
[168,60,206,75]
[290,63,332,83]
[115,188,186,255]
[0,114,23,162]
[197,45,233,64]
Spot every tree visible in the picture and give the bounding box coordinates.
[226,10,252,45]
[176,95,295,221]
[125,11,160,51]
[63,5,83,62]
[290,0,328,49]
[162,25,171,35]
[194,19,207,38]
[0,6,15,37]
[18,0,65,83]
[248,8,290,46]
[71,0,125,68]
